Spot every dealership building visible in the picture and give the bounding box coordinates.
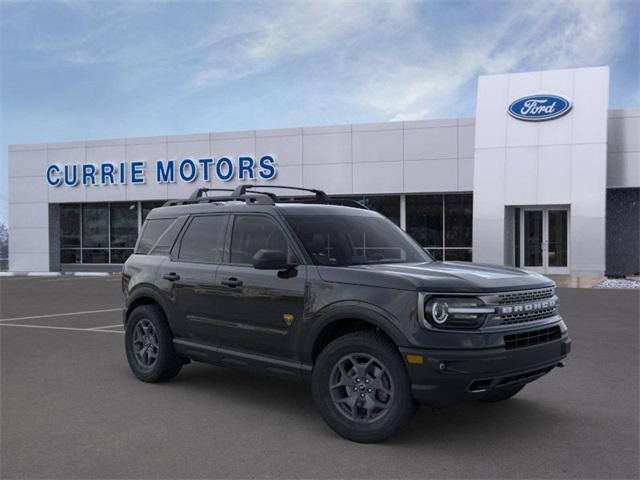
[7,66,640,277]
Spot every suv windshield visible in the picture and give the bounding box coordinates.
[286,214,431,266]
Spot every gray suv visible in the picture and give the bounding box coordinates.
[122,185,571,443]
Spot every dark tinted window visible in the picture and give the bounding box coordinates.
[406,195,443,247]
[150,216,187,255]
[444,194,472,247]
[178,215,226,263]
[60,204,80,248]
[136,218,174,254]
[82,204,109,248]
[287,214,430,266]
[110,203,138,248]
[230,216,291,265]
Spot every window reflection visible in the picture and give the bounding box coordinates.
[406,193,473,262]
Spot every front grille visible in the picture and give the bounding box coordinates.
[497,287,555,305]
[501,306,558,325]
[504,326,561,350]
[494,287,558,325]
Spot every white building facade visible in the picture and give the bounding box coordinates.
[8,66,640,277]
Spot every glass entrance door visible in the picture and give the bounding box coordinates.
[519,208,569,274]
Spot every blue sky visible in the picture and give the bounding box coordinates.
[1,0,638,225]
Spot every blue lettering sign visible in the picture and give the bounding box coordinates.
[238,156,255,180]
[215,157,234,182]
[46,164,61,187]
[130,161,145,184]
[101,163,116,185]
[258,156,276,180]
[156,160,175,183]
[46,155,278,187]
[82,164,97,186]
[179,159,197,183]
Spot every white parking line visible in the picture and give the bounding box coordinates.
[0,308,123,323]
[0,323,124,333]
[89,324,124,330]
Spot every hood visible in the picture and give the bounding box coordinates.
[316,261,554,293]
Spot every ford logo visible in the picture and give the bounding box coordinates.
[508,94,572,121]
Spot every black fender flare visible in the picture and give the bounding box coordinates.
[301,301,409,365]
[124,284,173,327]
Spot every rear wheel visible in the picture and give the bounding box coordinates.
[478,385,524,402]
[312,331,417,443]
[125,304,182,382]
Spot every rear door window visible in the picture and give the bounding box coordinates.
[178,215,227,263]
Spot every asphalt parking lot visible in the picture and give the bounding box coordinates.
[1,276,638,479]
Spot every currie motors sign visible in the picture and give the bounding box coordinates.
[45,155,277,187]
[508,94,572,121]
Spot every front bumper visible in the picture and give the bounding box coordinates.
[400,334,571,407]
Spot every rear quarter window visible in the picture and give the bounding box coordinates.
[135,218,177,254]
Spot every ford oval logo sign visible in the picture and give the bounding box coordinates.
[508,94,572,121]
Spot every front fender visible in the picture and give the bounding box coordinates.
[300,301,410,365]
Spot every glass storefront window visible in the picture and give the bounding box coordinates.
[60,249,81,264]
[406,195,443,247]
[60,204,81,248]
[82,249,110,263]
[406,193,473,262]
[444,194,472,247]
[444,248,472,262]
[110,249,134,264]
[427,248,443,261]
[58,193,473,265]
[59,200,165,265]
[110,203,138,248]
[82,204,109,248]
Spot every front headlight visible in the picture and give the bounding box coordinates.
[422,296,495,329]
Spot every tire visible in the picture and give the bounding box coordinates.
[478,385,524,402]
[312,331,418,443]
[125,304,182,383]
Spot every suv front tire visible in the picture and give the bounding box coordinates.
[311,330,418,443]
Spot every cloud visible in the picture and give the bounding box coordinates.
[350,0,626,121]
[2,0,631,121]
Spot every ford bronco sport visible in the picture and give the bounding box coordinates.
[122,185,571,443]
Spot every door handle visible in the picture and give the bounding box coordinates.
[162,272,180,282]
[221,277,243,288]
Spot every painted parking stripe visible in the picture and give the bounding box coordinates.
[0,323,124,333]
[89,324,125,330]
[0,308,123,323]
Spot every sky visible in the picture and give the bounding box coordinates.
[0,0,638,225]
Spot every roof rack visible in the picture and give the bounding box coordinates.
[162,184,368,209]
[232,185,330,203]
[188,188,235,199]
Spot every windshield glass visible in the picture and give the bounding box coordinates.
[286,214,432,266]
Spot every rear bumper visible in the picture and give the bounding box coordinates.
[400,335,571,407]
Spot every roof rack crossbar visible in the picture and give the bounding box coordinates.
[232,185,330,203]
[189,188,235,200]
[163,192,275,207]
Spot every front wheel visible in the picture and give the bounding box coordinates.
[125,304,182,382]
[312,331,417,443]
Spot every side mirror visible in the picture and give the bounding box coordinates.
[252,249,292,270]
